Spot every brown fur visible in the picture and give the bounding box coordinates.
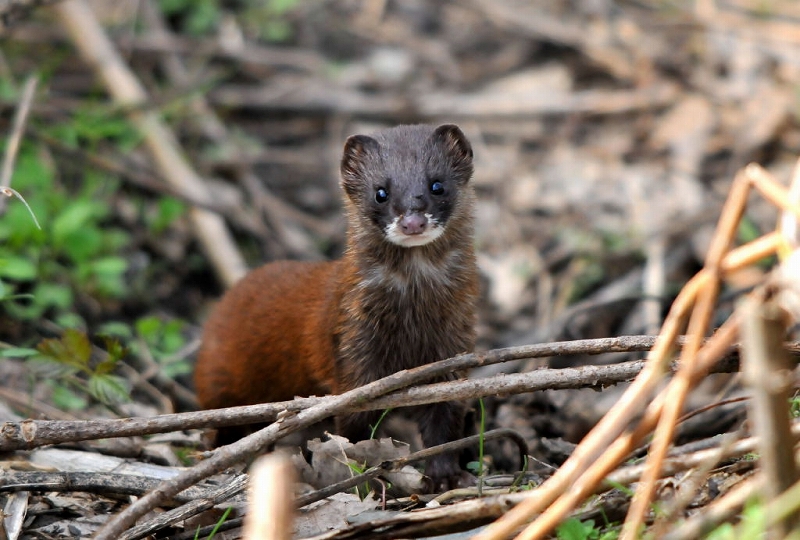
[194,124,478,487]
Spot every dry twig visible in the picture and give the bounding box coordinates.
[0,73,37,191]
[244,453,294,540]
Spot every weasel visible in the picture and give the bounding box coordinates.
[194,124,479,487]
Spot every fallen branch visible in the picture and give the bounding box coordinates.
[0,470,240,504]
[210,81,679,119]
[2,335,781,452]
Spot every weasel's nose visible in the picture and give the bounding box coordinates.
[399,213,428,235]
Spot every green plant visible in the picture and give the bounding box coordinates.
[194,506,232,540]
[173,446,198,467]
[557,518,599,540]
[147,196,186,235]
[705,497,766,540]
[369,408,393,440]
[8,328,131,409]
[556,518,618,540]
[1,95,189,331]
[509,455,531,491]
[790,390,800,418]
[159,0,301,42]
[344,458,372,499]
[241,0,301,42]
[134,315,191,377]
[97,315,192,378]
[467,398,488,494]
[0,142,133,325]
[738,216,775,269]
[161,0,221,36]
[605,480,635,497]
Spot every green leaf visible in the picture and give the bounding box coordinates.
[0,256,37,280]
[161,319,186,353]
[93,276,127,299]
[0,203,46,246]
[269,0,300,15]
[556,518,597,540]
[738,216,761,244]
[63,329,92,363]
[26,355,79,378]
[186,0,219,35]
[100,335,128,362]
[51,384,88,410]
[90,257,127,277]
[36,329,92,369]
[102,229,131,251]
[89,374,130,405]
[162,360,192,378]
[160,0,191,15]
[3,295,47,320]
[135,316,162,341]
[60,227,104,262]
[96,322,133,339]
[149,197,186,233]
[46,120,79,147]
[32,282,73,310]
[52,200,101,243]
[55,312,85,329]
[11,148,54,191]
[264,21,292,42]
[94,357,118,376]
[739,497,766,539]
[705,523,734,540]
[0,347,40,358]
[71,108,138,147]
[0,76,16,101]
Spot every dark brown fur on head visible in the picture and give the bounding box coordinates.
[340,124,474,248]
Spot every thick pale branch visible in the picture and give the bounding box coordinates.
[53,0,246,287]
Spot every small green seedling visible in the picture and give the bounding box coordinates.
[467,398,488,495]
[194,506,232,540]
[369,408,393,440]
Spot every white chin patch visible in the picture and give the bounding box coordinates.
[385,216,444,247]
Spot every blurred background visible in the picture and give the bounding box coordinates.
[0,0,798,470]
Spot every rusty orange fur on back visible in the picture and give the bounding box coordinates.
[194,260,343,410]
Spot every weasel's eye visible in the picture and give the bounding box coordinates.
[430,180,444,195]
[375,188,389,203]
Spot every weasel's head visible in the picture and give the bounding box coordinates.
[340,124,474,248]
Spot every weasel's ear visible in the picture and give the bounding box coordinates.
[433,124,473,182]
[341,134,379,197]
[433,124,473,162]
